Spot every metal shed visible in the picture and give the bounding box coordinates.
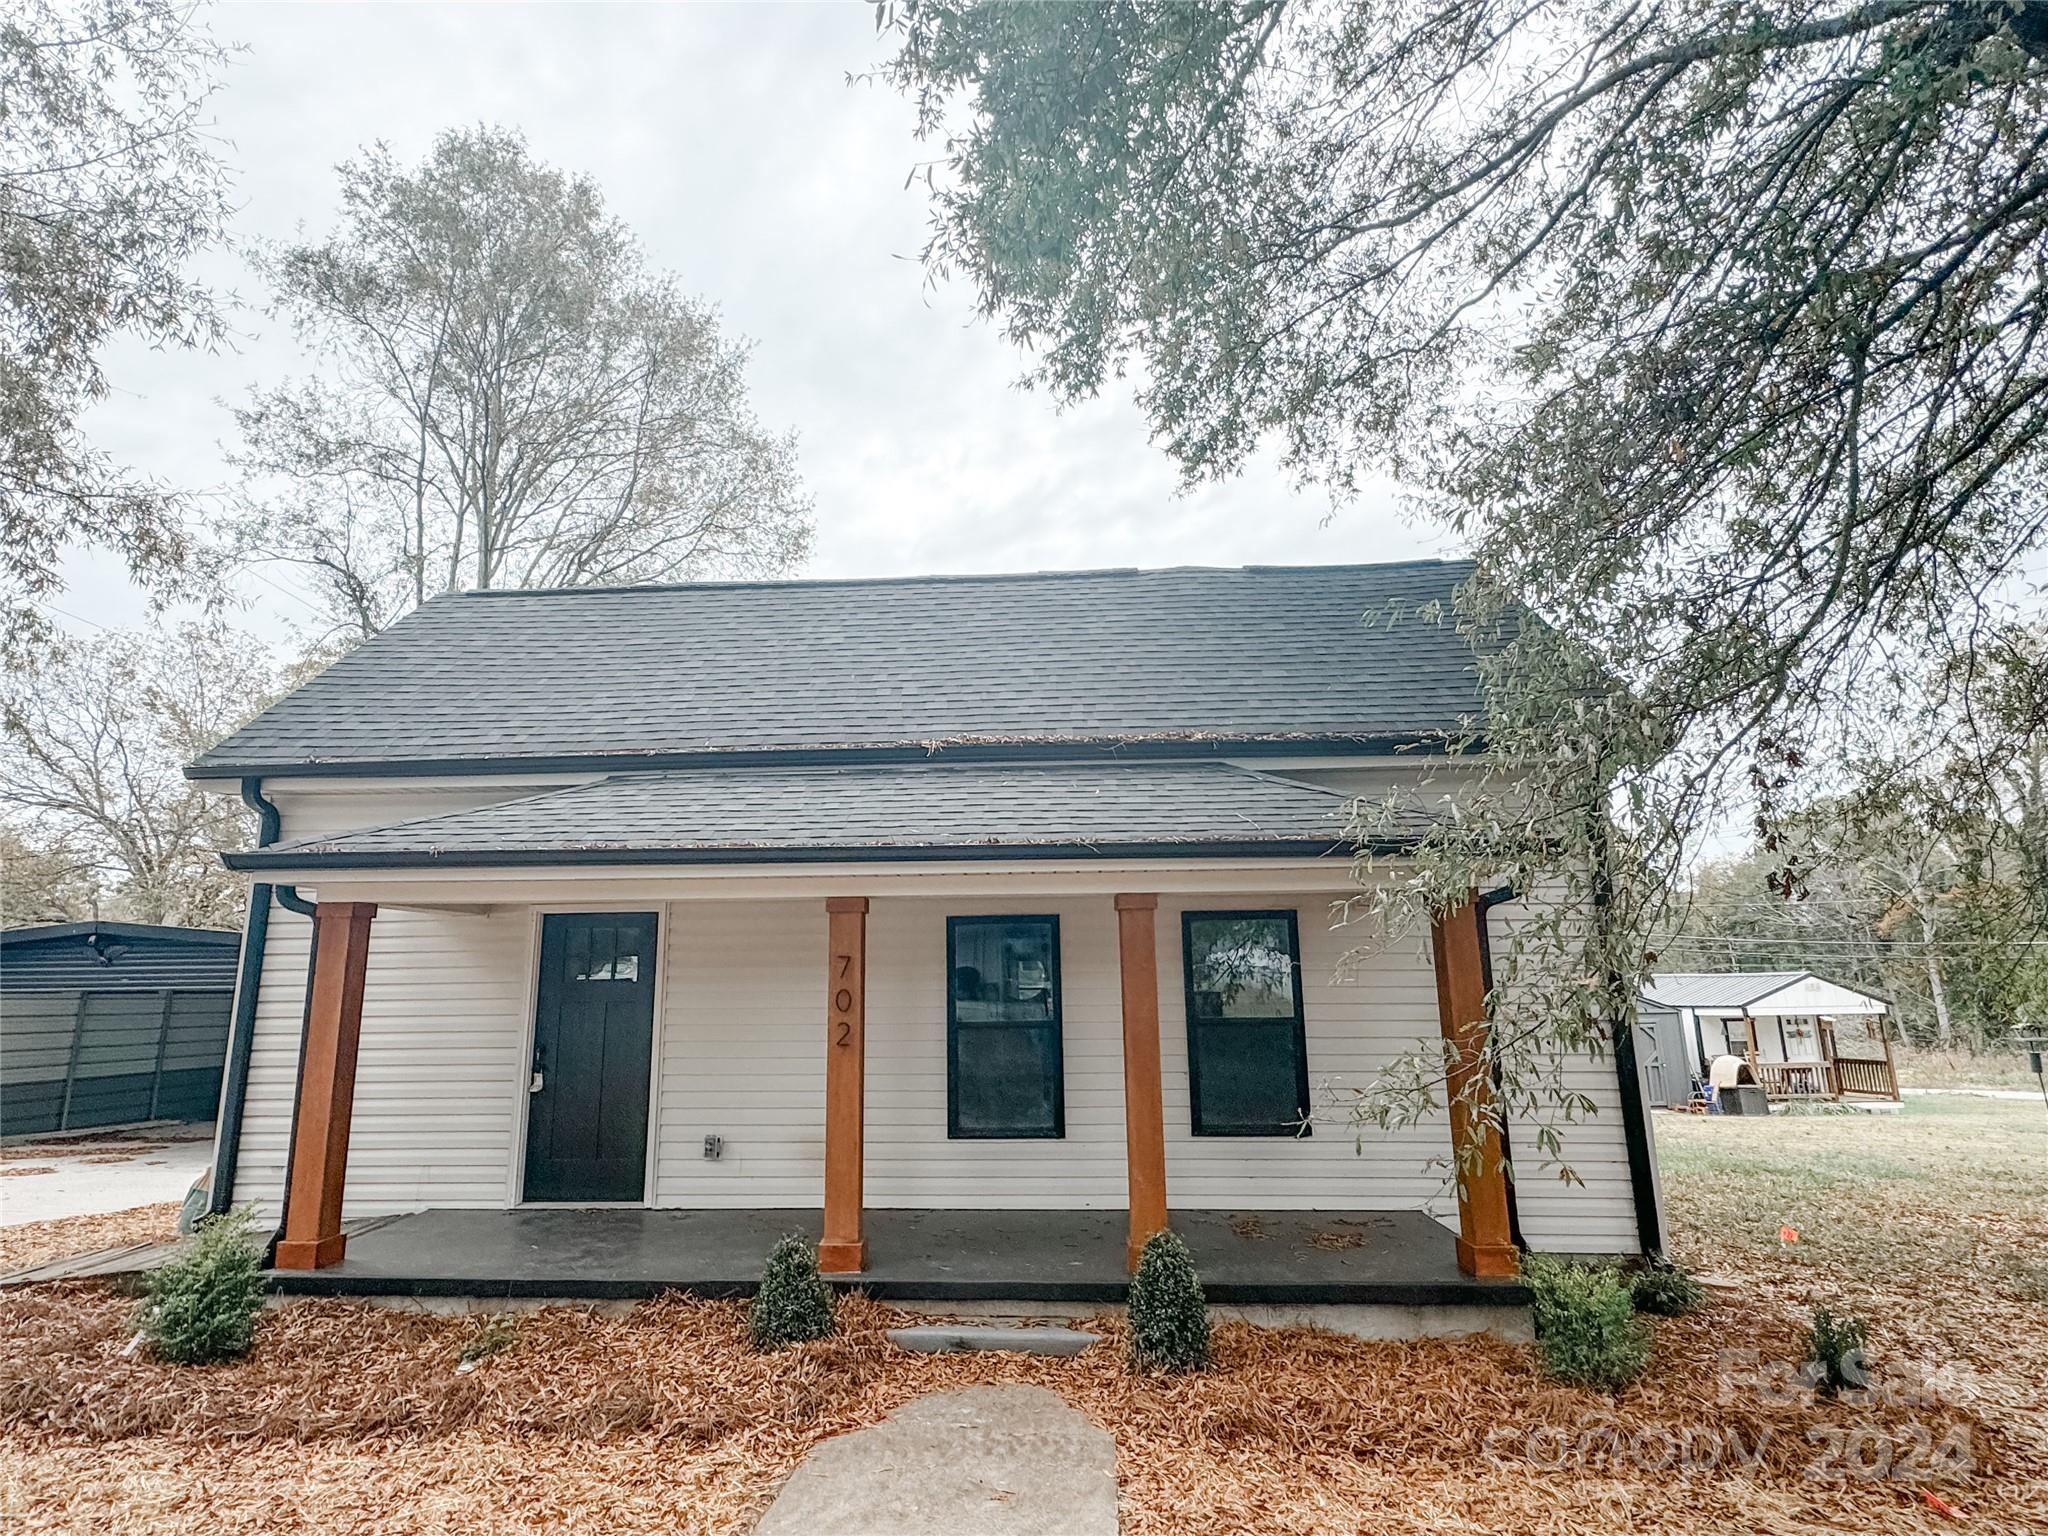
[1,921,241,1135]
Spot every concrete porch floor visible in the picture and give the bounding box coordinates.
[264,1206,1529,1307]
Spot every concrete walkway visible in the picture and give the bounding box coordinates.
[754,1385,1117,1536]
[0,1126,212,1225]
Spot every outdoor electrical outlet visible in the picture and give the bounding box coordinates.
[703,1134,723,1160]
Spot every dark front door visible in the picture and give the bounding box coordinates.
[523,911,658,1203]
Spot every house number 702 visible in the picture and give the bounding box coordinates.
[832,953,856,1046]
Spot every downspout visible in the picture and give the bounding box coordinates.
[1472,884,1526,1252]
[1589,824,1667,1264]
[209,780,318,1217]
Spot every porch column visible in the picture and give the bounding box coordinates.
[1115,894,1169,1271]
[274,901,377,1271]
[819,896,868,1273]
[1429,893,1518,1279]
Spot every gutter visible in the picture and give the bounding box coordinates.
[224,835,1398,874]
[208,780,318,1218]
[185,733,1475,784]
[1472,884,1527,1252]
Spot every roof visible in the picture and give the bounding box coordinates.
[189,561,1493,779]
[0,921,240,948]
[222,762,1390,871]
[1641,972,1890,1011]
[0,921,242,994]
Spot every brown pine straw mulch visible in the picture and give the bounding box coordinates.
[2,1284,2040,1536]
[0,1203,180,1278]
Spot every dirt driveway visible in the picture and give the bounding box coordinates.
[0,1125,212,1226]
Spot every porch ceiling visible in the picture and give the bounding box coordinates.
[227,762,1419,874]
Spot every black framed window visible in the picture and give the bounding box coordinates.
[947,915,1064,1138]
[1182,909,1310,1136]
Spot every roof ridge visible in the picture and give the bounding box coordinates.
[451,557,1476,601]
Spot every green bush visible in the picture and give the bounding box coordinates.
[458,1316,518,1366]
[138,1209,266,1365]
[1630,1263,1706,1317]
[1126,1230,1209,1373]
[749,1235,835,1350]
[1803,1306,1871,1396]
[1525,1254,1652,1391]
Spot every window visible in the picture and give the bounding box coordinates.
[1182,910,1309,1136]
[567,917,644,981]
[947,916,1063,1138]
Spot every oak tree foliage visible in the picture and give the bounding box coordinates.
[882,1,2048,1167]
[1,0,235,657]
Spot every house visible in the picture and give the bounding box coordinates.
[1638,971,1899,1104]
[186,561,1665,1310]
[1,921,241,1135]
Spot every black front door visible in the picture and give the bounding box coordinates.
[523,911,658,1203]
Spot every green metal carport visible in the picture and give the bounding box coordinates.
[1,921,240,1135]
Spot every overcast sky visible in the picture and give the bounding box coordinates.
[59,0,1443,645]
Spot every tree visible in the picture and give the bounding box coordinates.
[0,822,101,924]
[0,621,287,927]
[1663,632,2048,1049]
[1,0,234,658]
[227,127,813,643]
[881,2,2048,1167]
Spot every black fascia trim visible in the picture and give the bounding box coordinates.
[187,733,1474,783]
[226,836,1395,873]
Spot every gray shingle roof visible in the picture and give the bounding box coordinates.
[191,561,1490,777]
[224,763,1395,870]
[1641,973,1811,1008]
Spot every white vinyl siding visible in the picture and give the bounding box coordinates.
[226,897,529,1221]
[653,900,825,1205]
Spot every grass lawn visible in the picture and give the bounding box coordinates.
[1891,1049,2048,1092]
[2,1099,2042,1534]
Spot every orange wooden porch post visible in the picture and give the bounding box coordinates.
[819,897,868,1273]
[1430,892,1518,1279]
[273,901,377,1271]
[1115,894,1169,1271]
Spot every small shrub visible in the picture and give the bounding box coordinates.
[458,1316,518,1365]
[749,1235,835,1350]
[1127,1230,1209,1373]
[138,1209,266,1365]
[1631,1263,1706,1317]
[1525,1254,1652,1391]
[1803,1305,1871,1396]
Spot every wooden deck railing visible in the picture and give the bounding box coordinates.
[1748,1056,1901,1101]
[1752,1061,1833,1098]
[1833,1056,1899,1100]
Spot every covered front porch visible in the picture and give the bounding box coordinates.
[213,761,1608,1297]
[264,1206,1527,1306]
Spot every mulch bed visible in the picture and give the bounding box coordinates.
[1,1283,2036,1535]
[0,1204,180,1278]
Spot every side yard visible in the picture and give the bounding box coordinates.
[0,1099,2041,1534]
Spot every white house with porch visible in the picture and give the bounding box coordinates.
[1640,971,1899,1103]
[187,562,1665,1310]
